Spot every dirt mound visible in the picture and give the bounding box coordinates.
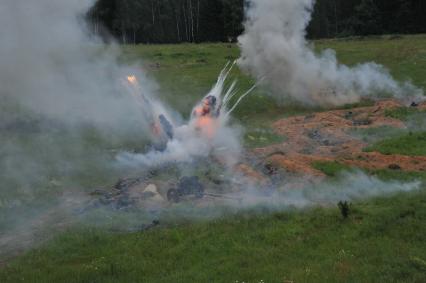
[252,99,425,176]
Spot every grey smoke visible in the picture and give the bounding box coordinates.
[0,0,172,198]
[238,0,424,107]
[0,0,424,259]
[0,0,169,254]
[0,0,162,134]
[260,171,421,208]
[117,64,244,169]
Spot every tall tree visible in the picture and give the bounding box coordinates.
[87,0,426,43]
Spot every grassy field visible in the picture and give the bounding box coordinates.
[366,132,426,156]
[1,191,426,283]
[1,35,426,282]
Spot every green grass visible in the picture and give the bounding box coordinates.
[350,126,407,144]
[121,43,313,128]
[313,161,426,183]
[312,161,355,177]
[366,132,426,156]
[1,189,426,282]
[315,35,426,91]
[385,107,423,120]
[385,107,426,131]
[111,36,426,141]
[118,35,426,132]
[2,35,426,281]
[244,129,286,148]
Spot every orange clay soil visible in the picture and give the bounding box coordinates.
[250,100,426,177]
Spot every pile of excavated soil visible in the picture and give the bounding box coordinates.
[250,99,426,177]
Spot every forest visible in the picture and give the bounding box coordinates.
[87,0,426,44]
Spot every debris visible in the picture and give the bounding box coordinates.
[344,111,353,119]
[142,184,165,202]
[114,178,141,192]
[263,163,278,176]
[352,119,372,126]
[167,176,205,203]
[159,114,174,139]
[388,164,402,170]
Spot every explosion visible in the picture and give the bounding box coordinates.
[117,63,255,169]
[127,75,138,85]
[1,0,424,264]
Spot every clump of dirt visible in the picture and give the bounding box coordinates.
[251,99,426,176]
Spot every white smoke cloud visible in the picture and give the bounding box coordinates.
[0,0,423,259]
[0,0,173,253]
[117,64,244,169]
[265,171,421,208]
[0,0,164,135]
[238,0,424,107]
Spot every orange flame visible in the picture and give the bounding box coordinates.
[196,116,217,139]
[127,75,138,86]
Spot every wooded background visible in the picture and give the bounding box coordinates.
[87,0,426,44]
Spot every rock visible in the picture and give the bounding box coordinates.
[143,184,165,202]
[144,184,158,194]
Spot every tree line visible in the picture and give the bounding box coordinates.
[87,0,426,44]
[308,0,426,38]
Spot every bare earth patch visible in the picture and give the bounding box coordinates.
[250,100,426,177]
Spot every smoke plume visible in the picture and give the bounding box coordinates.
[0,0,424,260]
[0,0,171,253]
[117,64,244,169]
[238,0,424,107]
[0,0,164,135]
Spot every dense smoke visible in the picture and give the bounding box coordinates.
[0,0,424,260]
[0,0,175,192]
[242,172,421,209]
[117,64,244,169]
[0,0,170,253]
[0,0,163,134]
[238,0,424,107]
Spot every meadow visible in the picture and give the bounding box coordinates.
[1,35,426,282]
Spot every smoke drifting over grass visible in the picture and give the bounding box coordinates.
[238,0,424,107]
[0,0,170,254]
[0,0,163,135]
[0,0,176,195]
[246,171,422,209]
[0,0,424,260]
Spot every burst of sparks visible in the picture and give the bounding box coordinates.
[127,75,138,85]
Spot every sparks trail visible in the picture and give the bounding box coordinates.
[123,73,175,144]
[118,62,259,168]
